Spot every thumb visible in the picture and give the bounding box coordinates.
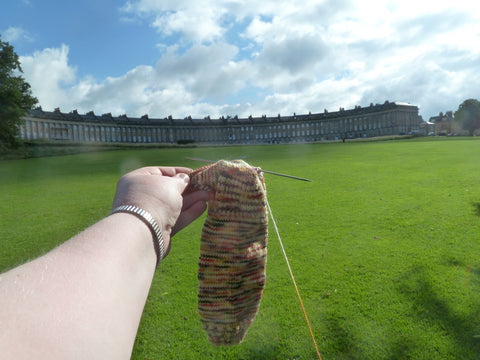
[174,172,190,193]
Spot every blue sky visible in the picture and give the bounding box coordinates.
[1,0,160,78]
[2,0,480,120]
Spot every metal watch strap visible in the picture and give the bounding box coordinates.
[110,205,165,265]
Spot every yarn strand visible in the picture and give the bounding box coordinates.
[266,199,322,360]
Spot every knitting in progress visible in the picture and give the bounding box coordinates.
[188,160,268,346]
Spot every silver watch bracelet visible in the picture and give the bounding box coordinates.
[110,205,165,266]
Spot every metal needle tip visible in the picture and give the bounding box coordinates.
[261,170,312,182]
[185,157,312,182]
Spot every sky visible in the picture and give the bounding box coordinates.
[1,0,480,120]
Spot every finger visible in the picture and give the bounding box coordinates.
[128,166,192,177]
[174,167,194,174]
[155,173,191,207]
[172,173,190,193]
[171,190,209,236]
[172,200,208,236]
[158,167,193,176]
[182,190,210,210]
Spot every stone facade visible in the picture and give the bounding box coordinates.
[20,101,421,144]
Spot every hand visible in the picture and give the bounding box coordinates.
[111,167,209,254]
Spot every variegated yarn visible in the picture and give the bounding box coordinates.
[189,160,268,346]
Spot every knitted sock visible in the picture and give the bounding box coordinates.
[189,160,268,346]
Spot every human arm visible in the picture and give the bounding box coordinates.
[0,167,209,360]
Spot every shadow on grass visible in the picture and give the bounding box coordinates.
[473,202,480,216]
[322,316,362,358]
[396,265,480,359]
[385,337,420,360]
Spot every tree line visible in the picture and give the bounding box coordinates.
[454,99,480,136]
[1,35,480,150]
[0,36,37,150]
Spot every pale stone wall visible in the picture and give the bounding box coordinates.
[21,102,421,144]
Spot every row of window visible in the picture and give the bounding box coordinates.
[21,111,419,143]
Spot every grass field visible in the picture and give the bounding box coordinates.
[1,138,480,359]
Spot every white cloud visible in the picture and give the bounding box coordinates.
[2,26,34,43]
[154,42,251,99]
[152,7,226,43]
[17,0,480,120]
[19,42,248,118]
[122,0,229,44]
[20,45,77,110]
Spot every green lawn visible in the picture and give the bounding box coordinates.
[1,138,480,359]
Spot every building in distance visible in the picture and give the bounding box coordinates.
[21,101,422,145]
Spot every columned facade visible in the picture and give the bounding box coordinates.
[21,102,421,144]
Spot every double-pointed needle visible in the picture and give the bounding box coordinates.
[185,157,312,182]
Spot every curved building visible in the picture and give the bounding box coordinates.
[21,101,421,144]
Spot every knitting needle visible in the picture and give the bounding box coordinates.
[261,169,312,182]
[185,157,313,182]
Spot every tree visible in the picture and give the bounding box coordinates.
[0,36,37,148]
[454,99,480,136]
